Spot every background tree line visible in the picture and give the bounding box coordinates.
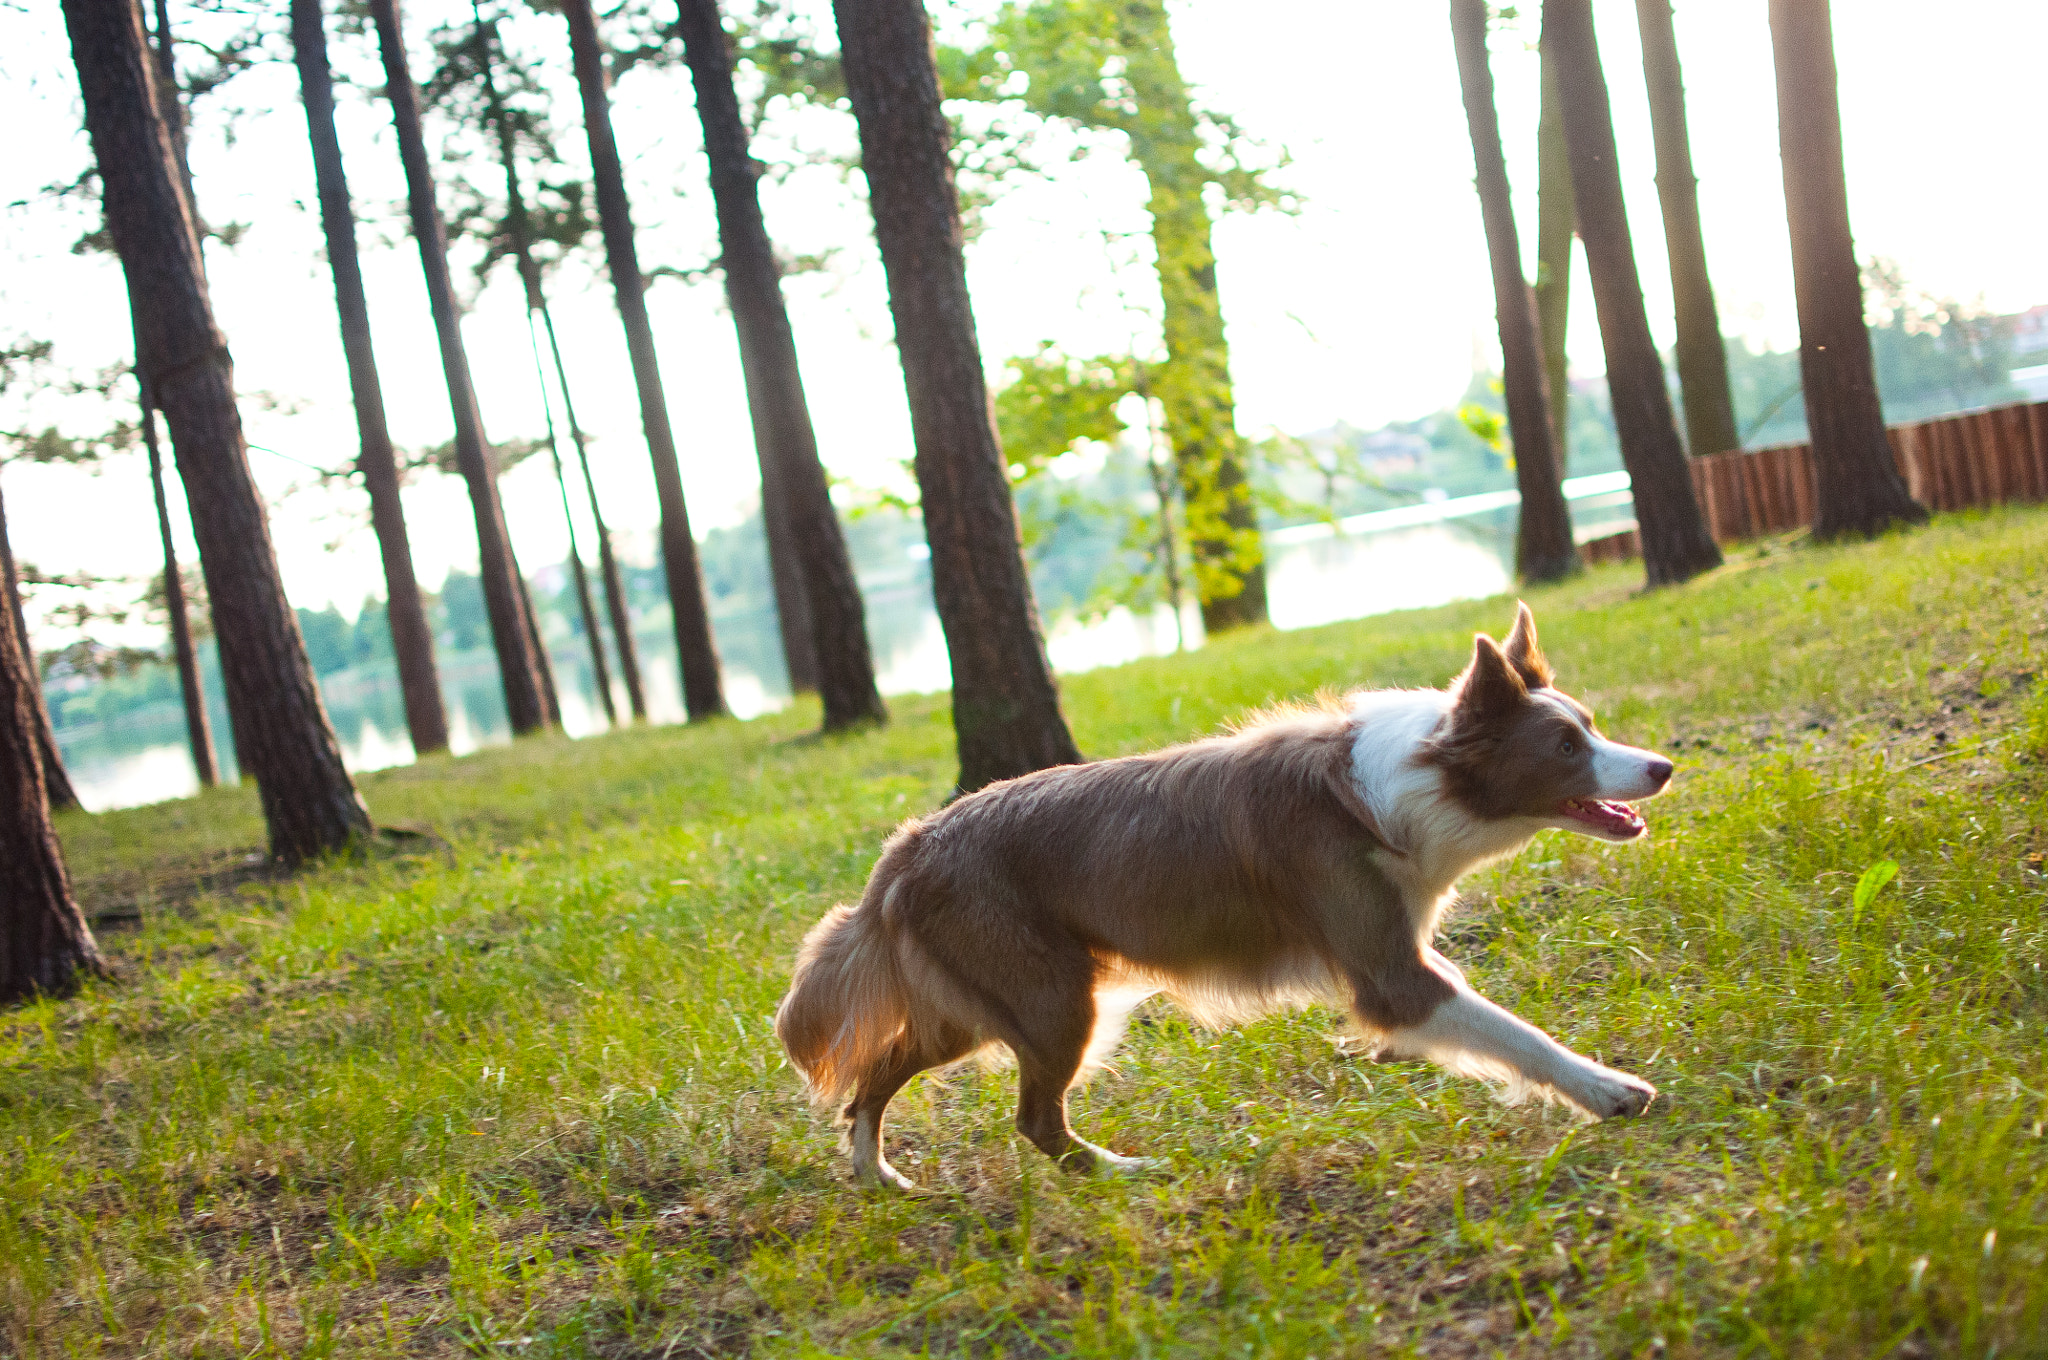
[0,0,1994,1000]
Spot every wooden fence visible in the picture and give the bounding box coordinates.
[1580,398,2048,561]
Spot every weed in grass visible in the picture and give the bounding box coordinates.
[3,506,2048,1356]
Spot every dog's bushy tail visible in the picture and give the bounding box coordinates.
[774,887,909,1109]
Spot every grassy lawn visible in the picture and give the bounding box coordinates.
[7,506,2048,1358]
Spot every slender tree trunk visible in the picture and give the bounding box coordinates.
[679,0,885,730]
[527,306,617,725]
[1116,0,1265,632]
[0,547,105,1005]
[368,0,551,735]
[64,0,370,862]
[560,0,725,721]
[1636,0,1738,458]
[0,476,83,810]
[291,0,448,756]
[1534,33,1574,472]
[1451,0,1577,583]
[1768,0,1925,538]
[538,307,645,719]
[834,0,1081,791]
[140,390,219,787]
[1544,0,1721,585]
[470,16,617,727]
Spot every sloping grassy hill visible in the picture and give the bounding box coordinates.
[7,506,2048,1358]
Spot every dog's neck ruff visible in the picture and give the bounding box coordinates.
[1346,687,1545,913]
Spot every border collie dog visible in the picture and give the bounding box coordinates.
[776,604,1673,1190]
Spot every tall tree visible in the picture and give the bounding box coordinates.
[678,0,885,731]
[465,11,617,725]
[139,387,219,787]
[291,0,450,757]
[63,0,371,861]
[1543,0,1721,586]
[1636,0,1738,458]
[0,547,105,1005]
[0,474,83,810]
[559,0,726,720]
[1450,0,1577,583]
[950,0,1274,632]
[1768,0,1925,538]
[368,0,553,735]
[834,0,1082,791]
[1534,33,1574,471]
[140,0,222,785]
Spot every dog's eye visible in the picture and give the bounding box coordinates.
[1559,738,1576,756]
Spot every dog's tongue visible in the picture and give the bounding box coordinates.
[1558,796,1646,838]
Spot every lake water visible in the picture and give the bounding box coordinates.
[53,515,1521,812]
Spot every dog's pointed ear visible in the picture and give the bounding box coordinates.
[1502,601,1553,690]
[1450,633,1528,723]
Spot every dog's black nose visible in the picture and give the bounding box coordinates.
[1647,758,1674,789]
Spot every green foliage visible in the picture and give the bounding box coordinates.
[992,343,1137,482]
[10,505,2048,1355]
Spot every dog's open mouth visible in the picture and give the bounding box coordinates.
[1557,796,1646,839]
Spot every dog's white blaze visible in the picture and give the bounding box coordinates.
[1382,985,1653,1117]
[1529,692,1669,801]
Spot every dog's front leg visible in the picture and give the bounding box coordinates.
[1373,973,1655,1119]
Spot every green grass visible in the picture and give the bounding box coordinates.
[7,506,2048,1358]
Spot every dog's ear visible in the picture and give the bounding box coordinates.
[1450,633,1528,723]
[1502,601,1553,690]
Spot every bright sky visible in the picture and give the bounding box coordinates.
[3,0,2044,631]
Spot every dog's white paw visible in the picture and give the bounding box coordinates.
[855,1158,920,1193]
[1557,1063,1657,1120]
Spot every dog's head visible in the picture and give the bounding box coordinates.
[1425,603,1673,842]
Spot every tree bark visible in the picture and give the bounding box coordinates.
[368,0,552,736]
[834,0,1081,791]
[0,475,84,810]
[1534,33,1574,472]
[0,542,106,1005]
[140,389,219,787]
[679,0,886,730]
[291,0,449,757]
[1768,0,1925,539]
[1450,0,1577,584]
[560,0,725,721]
[1636,0,1738,459]
[1543,0,1721,586]
[64,0,370,862]
[538,306,645,719]
[1118,0,1266,633]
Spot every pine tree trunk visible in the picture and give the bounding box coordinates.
[1768,0,1925,539]
[1535,34,1574,472]
[471,18,619,728]
[560,0,725,721]
[1451,0,1578,584]
[368,0,551,736]
[833,0,1081,791]
[538,307,645,719]
[292,0,448,756]
[0,553,105,1005]
[140,394,219,787]
[1117,0,1266,633]
[1636,0,1738,459]
[1543,0,1721,586]
[0,476,83,810]
[679,0,886,731]
[64,0,370,863]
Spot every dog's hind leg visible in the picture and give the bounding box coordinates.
[843,1022,976,1192]
[1009,985,1158,1176]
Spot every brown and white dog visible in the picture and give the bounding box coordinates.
[775,604,1673,1190]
